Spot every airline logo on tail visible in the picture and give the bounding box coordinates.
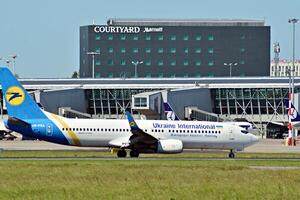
[164,103,180,121]
[5,86,25,106]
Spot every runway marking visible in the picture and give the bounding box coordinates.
[249,166,300,170]
[1,157,300,161]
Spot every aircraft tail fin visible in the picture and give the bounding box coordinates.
[0,67,46,120]
[163,102,180,121]
[284,99,300,122]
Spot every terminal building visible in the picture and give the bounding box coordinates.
[80,19,270,78]
[1,76,299,138]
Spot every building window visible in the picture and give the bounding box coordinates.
[132,48,139,53]
[95,60,101,66]
[146,73,151,78]
[170,74,176,78]
[158,73,163,78]
[184,48,189,54]
[240,35,246,40]
[95,47,100,53]
[108,47,113,53]
[145,48,151,53]
[95,72,101,78]
[145,60,151,66]
[170,48,176,53]
[158,35,164,40]
[208,60,214,66]
[240,48,246,53]
[195,35,201,41]
[108,60,114,65]
[121,48,126,53]
[108,73,113,78]
[195,48,202,53]
[170,60,176,66]
[158,60,164,66]
[170,35,176,40]
[145,35,151,41]
[183,35,189,41]
[134,97,147,107]
[95,35,101,40]
[158,48,164,53]
[120,35,126,40]
[133,35,139,40]
[208,48,214,54]
[240,60,245,65]
[208,35,214,41]
[184,74,189,77]
[208,73,214,77]
[120,60,126,66]
[195,60,201,66]
[195,74,201,77]
[108,35,113,40]
[183,60,189,66]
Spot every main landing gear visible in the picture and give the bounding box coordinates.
[117,149,140,158]
[228,149,235,159]
[117,149,127,158]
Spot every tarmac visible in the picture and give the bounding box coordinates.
[0,139,300,153]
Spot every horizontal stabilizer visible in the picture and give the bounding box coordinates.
[7,117,30,128]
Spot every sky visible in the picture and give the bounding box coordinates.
[0,0,299,78]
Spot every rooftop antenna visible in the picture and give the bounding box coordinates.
[273,42,280,76]
[92,19,95,25]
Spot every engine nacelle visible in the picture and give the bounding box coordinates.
[157,139,183,153]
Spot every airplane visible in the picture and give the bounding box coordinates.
[283,100,300,128]
[0,67,258,158]
[163,102,258,134]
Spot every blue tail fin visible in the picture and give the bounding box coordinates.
[284,99,300,122]
[163,102,180,121]
[0,67,46,120]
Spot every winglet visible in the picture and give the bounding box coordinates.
[125,111,140,131]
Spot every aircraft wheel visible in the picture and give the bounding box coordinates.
[228,150,235,159]
[117,149,127,158]
[130,150,139,158]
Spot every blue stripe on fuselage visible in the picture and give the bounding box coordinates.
[4,118,70,145]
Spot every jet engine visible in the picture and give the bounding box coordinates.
[156,139,183,153]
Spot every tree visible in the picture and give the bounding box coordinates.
[71,71,79,78]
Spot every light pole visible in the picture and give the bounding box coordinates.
[131,61,143,78]
[224,62,238,77]
[11,54,17,76]
[288,18,299,145]
[86,51,100,78]
[87,51,100,116]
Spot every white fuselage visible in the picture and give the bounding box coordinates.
[44,112,258,151]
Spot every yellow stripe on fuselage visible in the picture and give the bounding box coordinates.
[51,114,81,146]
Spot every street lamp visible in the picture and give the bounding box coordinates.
[131,60,143,78]
[224,62,238,77]
[287,18,299,145]
[86,51,100,117]
[11,54,17,75]
[86,51,100,78]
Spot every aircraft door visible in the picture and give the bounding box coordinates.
[229,128,235,141]
[46,124,53,136]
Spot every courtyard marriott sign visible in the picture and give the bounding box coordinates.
[94,26,163,33]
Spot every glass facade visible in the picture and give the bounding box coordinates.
[211,88,288,116]
[87,89,155,115]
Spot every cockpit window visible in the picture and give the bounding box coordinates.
[241,130,248,134]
